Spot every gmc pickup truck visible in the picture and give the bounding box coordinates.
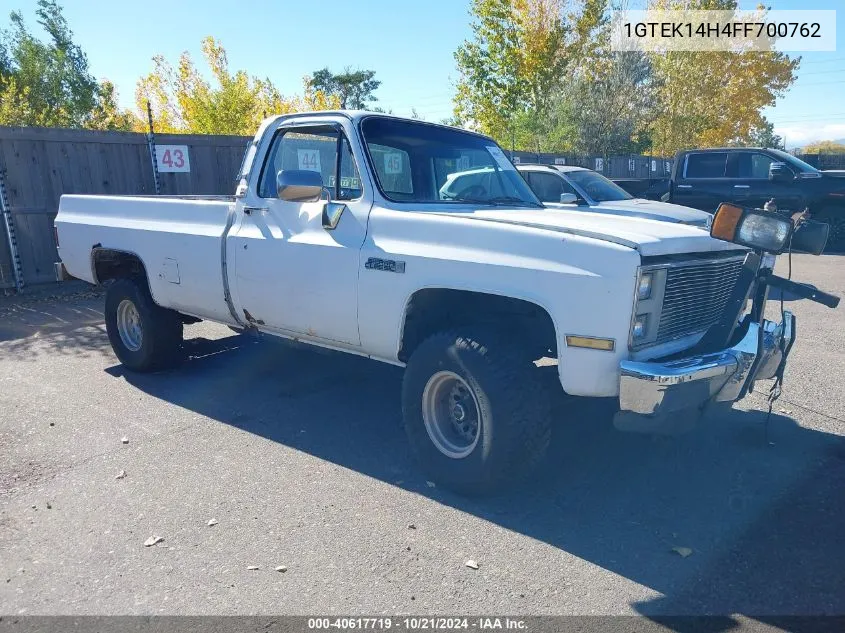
[55,112,835,493]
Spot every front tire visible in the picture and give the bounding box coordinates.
[105,278,183,372]
[402,329,551,494]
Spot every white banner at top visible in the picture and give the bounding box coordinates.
[611,10,836,52]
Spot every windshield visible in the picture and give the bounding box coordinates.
[767,148,820,174]
[360,117,542,207]
[566,170,633,202]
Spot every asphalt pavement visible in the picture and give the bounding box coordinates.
[1,255,843,619]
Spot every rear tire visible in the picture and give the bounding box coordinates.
[402,328,552,495]
[105,278,183,372]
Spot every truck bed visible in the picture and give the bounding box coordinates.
[55,194,237,324]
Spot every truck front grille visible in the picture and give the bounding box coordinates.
[655,257,745,344]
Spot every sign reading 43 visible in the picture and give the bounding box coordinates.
[155,145,190,173]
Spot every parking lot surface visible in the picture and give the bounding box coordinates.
[1,255,843,616]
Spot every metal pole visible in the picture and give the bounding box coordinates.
[146,100,161,195]
[0,167,24,292]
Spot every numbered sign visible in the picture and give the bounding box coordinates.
[595,157,604,172]
[628,158,636,172]
[298,149,321,172]
[651,159,658,172]
[512,156,521,164]
[384,152,403,175]
[155,145,190,173]
[554,157,566,165]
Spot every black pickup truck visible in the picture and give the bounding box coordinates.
[666,147,845,248]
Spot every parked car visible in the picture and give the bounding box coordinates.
[612,177,670,201]
[55,112,829,493]
[514,164,712,228]
[669,147,845,216]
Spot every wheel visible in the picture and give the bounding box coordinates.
[105,278,184,372]
[402,328,552,494]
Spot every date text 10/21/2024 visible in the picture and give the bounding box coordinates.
[307,618,527,630]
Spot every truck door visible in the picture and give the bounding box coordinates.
[673,152,730,212]
[728,151,804,212]
[229,123,370,345]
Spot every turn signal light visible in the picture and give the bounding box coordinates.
[710,203,744,242]
[565,335,615,352]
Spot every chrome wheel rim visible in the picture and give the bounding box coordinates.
[116,299,143,352]
[422,371,482,459]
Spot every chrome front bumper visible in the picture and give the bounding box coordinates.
[615,312,795,432]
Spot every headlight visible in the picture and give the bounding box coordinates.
[632,314,648,339]
[737,214,791,252]
[637,273,653,300]
[710,203,793,253]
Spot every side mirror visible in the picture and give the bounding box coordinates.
[559,193,578,204]
[277,169,324,202]
[791,218,830,255]
[769,162,794,183]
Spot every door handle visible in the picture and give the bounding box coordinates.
[676,184,692,189]
[733,185,750,189]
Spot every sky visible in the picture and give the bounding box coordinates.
[4,0,845,148]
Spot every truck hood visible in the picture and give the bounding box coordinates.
[447,207,743,257]
[544,198,711,227]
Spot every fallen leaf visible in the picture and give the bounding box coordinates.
[247,565,259,571]
[275,565,287,573]
[115,470,126,480]
[671,546,693,558]
[46,502,51,509]
[207,519,218,527]
[144,536,164,547]
[465,559,479,570]
[425,481,436,488]
[408,524,416,530]
[779,408,793,415]
[121,437,129,445]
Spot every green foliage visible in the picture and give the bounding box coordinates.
[0,0,133,129]
[746,120,783,149]
[310,67,381,109]
[454,0,613,152]
[802,140,845,154]
[136,37,340,135]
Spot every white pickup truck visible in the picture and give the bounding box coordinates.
[56,111,833,493]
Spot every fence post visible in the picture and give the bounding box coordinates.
[0,167,24,292]
[146,101,162,195]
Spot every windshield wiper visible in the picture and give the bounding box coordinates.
[443,194,539,207]
[485,196,541,208]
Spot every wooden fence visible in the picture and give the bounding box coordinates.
[1,124,843,290]
[0,126,250,289]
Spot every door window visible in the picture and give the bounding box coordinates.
[527,172,577,203]
[737,153,777,179]
[259,126,362,201]
[684,153,728,178]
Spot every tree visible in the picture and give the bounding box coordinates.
[647,0,798,155]
[136,37,340,135]
[802,140,845,154]
[310,67,381,109]
[553,51,656,156]
[453,0,606,150]
[0,0,133,129]
[747,119,783,149]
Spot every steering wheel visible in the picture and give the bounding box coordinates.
[454,184,487,200]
